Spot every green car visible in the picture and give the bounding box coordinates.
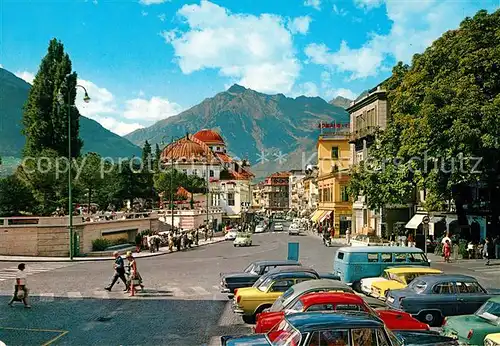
[442,296,500,345]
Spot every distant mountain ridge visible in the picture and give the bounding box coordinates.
[126,84,350,179]
[0,68,141,159]
[329,96,352,109]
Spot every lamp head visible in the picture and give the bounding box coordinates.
[83,92,91,103]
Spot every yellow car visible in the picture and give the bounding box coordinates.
[233,270,319,324]
[370,267,442,300]
[485,333,500,346]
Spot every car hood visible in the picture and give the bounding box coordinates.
[394,330,458,345]
[443,314,500,338]
[377,309,429,330]
[236,287,260,295]
[373,280,406,291]
[221,334,270,346]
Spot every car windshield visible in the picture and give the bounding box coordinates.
[407,253,428,263]
[409,280,427,294]
[267,320,302,346]
[475,301,500,325]
[244,263,255,273]
[386,272,404,284]
[258,277,274,292]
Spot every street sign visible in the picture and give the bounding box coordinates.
[287,242,299,261]
[422,216,430,224]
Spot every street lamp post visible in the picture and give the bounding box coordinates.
[66,80,90,260]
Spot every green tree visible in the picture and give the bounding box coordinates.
[22,38,83,158]
[75,152,105,210]
[0,175,35,216]
[154,143,161,172]
[153,169,207,208]
[141,140,152,168]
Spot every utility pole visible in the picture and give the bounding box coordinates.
[206,146,210,228]
[170,136,174,231]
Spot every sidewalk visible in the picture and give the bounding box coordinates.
[0,236,225,263]
[427,252,500,265]
[305,229,349,246]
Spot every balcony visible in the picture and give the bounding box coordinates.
[349,126,378,142]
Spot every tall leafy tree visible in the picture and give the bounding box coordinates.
[0,175,35,216]
[22,38,83,158]
[75,152,105,209]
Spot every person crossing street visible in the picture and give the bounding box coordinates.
[105,251,128,292]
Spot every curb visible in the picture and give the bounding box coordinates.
[0,238,226,263]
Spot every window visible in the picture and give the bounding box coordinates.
[227,192,235,206]
[209,170,214,177]
[367,253,378,262]
[341,186,349,202]
[337,252,344,260]
[410,280,427,294]
[192,169,198,176]
[433,282,455,294]
[309,330,349,346]
[289,300,304,312]
[408,253,427,263]
[376,328,391,346]
[381,253,392,263]
[331,146,339,159]
[456,281,485,294]
[336,304,362,311]
[271,280,294,292]
[307,304,335,312]
[394,253,407,262]
[352,328,377,346]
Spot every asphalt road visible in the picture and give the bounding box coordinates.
[1,227,500,345]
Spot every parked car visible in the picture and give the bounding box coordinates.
[369,267,442,300]
[255,292,429,333]
[220,260,302,295]
[386,274,500,326]
[334,246,430,291]
[288,224,301,236]
[273,223,283,231]
[222,311,458,346]
[267,279,386,314]
[233,268,339,323]
[485,333,500,346]
[255,224,266,233]
[225,230,238,240]
[234,233,252,247]
[442,296,500,345]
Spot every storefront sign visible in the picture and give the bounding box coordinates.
[318,122,350,129]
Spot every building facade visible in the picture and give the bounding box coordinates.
[289,169,306,213]
[262,172,291,213]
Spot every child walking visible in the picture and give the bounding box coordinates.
[8,263,31,308]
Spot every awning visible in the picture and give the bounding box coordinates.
[405,214,427,229]
[319,210,332,223]
[430,216,445,224]
[310,210,325,222]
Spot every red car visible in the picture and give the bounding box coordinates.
[254,292,429,333]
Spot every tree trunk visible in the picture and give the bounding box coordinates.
[453,184,470,240]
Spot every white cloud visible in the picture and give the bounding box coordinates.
[93,116,144,136]
[158,13,166,21]
[329,88,357,100]
[123,96,183,121]
[293,82,319,97]
[164,0,301,94]
[304,0,321,10]
[0,64,3,68]
[139,0,168,5]
[332,4,348,16]
[141,10,148,16]
[15,71,35,84]
[305,0,488,79]
[353,0,384,10]
[287,16,312,35]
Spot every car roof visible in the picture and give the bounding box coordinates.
[385,267,442,274]
[415,274,477,283]
[288,279,353,294]
[337,246,425,253]
[488,296,500,304]
[286,312,383,332]
[265,270,319,280]
[252,260,301,266]
[266,266,315,275]
[300,292,364,307]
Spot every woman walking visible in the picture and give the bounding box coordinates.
[126,252,144,296]
[443,239,451,263]
[485,237,495,265]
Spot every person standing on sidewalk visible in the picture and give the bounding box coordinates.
[8,263,31,308]
[486,237,495,265]
[105,251,128,292]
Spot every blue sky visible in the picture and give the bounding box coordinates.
[1,0,498,135]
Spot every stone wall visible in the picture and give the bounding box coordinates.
[0,216,160,257]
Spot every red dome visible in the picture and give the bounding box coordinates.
[193,129,225,145]
[160,135,214,163]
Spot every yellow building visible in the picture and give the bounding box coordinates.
[312,128,352,236]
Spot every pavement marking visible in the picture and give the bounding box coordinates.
[191,286,211,295]
[168,287,186,297]
[39,293,55,302]
[0,327,69,346]
[67,291,83,300]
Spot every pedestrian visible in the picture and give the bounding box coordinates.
[195,229,199,246]
[486,237,495,265]
[346,228,351,245]
[407,233,415,247]
[494,235,500,260]
[105,251,128,292]
[126,252,144,296]
[443,239,451,263]
[8,263,31,308]
[209,228,213,241]
[154,235,160,252]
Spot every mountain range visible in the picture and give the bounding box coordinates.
[0,68,141,159]
[126,84,350,179]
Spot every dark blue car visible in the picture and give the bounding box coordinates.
[220,311,458,346]
[386,274,500,326]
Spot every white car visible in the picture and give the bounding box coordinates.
[225,230,238,240]
[255,224,266,233]
[288,224,301,235]
[233,233,252,247]
[274,223,283,231]
[360,276,388,296]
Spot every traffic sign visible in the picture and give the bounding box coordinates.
[422,216,430,224]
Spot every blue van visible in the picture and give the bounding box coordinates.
[333,246,429,290]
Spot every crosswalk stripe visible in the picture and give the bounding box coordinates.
[68,291,83,299]
[471,268,500,273]
[40,293,54,302]
[192,286,210,295]
[93,291,110,299]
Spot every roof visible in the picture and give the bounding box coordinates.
[385,267,442,274]
[286,312,383,332]
[337,246,425,254]
[160,134,218,164]
[300,292,364,307]
[265,268,318,280]
[415,274,477,283]
[216,152,233,163]
[286,279,352,294]
[269,171,292,178]
[193,129,225,145]
[176,186,191,198]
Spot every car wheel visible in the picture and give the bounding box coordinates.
[242,315,256,324]
[352,281,362,293]
[417,310,442,327]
